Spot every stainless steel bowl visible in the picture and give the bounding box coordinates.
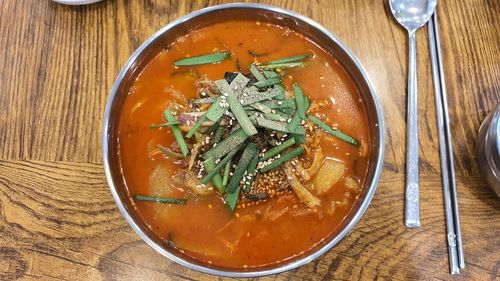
[102,3,385,277]
[476,104,500,198]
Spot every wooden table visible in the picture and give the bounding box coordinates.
[1,0,499,280]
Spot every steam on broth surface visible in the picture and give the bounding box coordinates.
[118,20,370,268]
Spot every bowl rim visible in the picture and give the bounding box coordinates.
[102,2,385,277]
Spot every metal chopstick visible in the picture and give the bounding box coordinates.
[431,13,465,270]
[428,12,465,274]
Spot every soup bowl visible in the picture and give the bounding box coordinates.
[103,3,384,277]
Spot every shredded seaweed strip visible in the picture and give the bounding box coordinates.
[174,51,231,66]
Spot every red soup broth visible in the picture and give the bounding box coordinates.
[118,20,370,269]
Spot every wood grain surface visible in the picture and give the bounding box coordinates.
[0,0,499,280]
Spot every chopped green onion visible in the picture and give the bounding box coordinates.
[245,153,259,193]
[293,83,306,119]
[304,96,311,112]
[202,128,249,160]
[286,113,302,132]
[279,107,294,115]
[255,117,290,133]
[225,143,258,211]
[229,73,250,94]
[261,99,296,109]
[227,95,258,135]
[268,53,313,64]
[263,111,289,122]
[149,121,180,128]
[250,64,266,82]
[272,84,286,99]
[224,185,241,212]
[215,79,232,96]
[222,160,232,187]
[292,133,305,144]
[204,96,224,122]
[263,70,280,79]
[185,114,207,138]
[226,143,258,194]
[259,62,305,69]
[134,194,186,204]
[259,147,305,173]
[250,102,272,114]
[163,110,189,156]
[201,144,243,185]
[255,117,305,134]
[259,137,295,161]
[254,77,281,88]
[308,115,359,146]
[240,87,282,105]
[174,51,231,66]
[203,158,224,193]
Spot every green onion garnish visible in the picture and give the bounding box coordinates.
[174,51,231,66]
[245,153,259,193]
[308,115,359,146]
[268,53,312,64]
[259,146,305,173]
[259,137,296,161]
[163,110,189,156]
[227,94,258,136]
[149,121,180,128]
[225,143,258,211]
[134,194,186,204]
[222,160,232,187]
[203,157,224,193]
[203,128,249,161]
[201,143,244,184]
[250,64,266,81]
[254,77,281,88]
[259,62,305,69]
[293,83,306,119]
[185,114,207,138]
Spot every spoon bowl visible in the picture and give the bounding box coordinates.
[390,0,437,31]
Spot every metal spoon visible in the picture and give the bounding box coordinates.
[389,0,437,228]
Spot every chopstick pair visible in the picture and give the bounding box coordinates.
[427,12,465,274]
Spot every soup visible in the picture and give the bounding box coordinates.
[118,20,370,269]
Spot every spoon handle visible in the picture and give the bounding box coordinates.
[405,30,420,228]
